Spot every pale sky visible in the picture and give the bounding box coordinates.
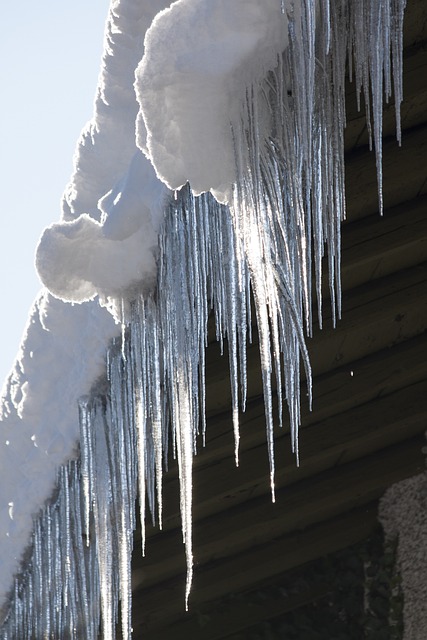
[0,1,111,386]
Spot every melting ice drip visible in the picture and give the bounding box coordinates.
[1,0,406,637]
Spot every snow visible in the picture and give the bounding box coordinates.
[62,0,173,222]
[0,0,407,635]
[37,0,172,316]
[136,0,294,204]
[36,150,166,312]
[0,0,171,621]
[0,293,117,613]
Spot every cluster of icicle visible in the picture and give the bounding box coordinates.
[1,0,406,637]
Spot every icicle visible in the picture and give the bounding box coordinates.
[347,0,407,216]
[391,0,407,145]
[78,399,93,547]
[0,456,102,639]
[1,1,408,637]
[131,300,148,555]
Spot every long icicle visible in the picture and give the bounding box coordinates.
[0,1,408,637]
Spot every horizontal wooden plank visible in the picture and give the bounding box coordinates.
[310,263,427,375]
[158,328,427,489]
[134,503,381,638]
[203,263,427,419]
[145,525,369,640]
[146,516,381,640]
[403,0,427,48]
[134,423,424,632]
[340,195,427,291]
[117,506,378,639]
[133,434,424,607]
[129,4,427,637]
[152,581,333,640]
[345,45,427,152]
[345,123,427,220]
[150,379,425,536]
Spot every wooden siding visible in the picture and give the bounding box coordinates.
[129,1,427,636]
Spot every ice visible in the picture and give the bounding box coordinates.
[0,294,117,621]
[347,0,407,214]
[0,0,172,626]
[1,0,407,636]
[0,461,102,639]
[135,0,406,611]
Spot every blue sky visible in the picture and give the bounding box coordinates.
[0,1,110,386]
